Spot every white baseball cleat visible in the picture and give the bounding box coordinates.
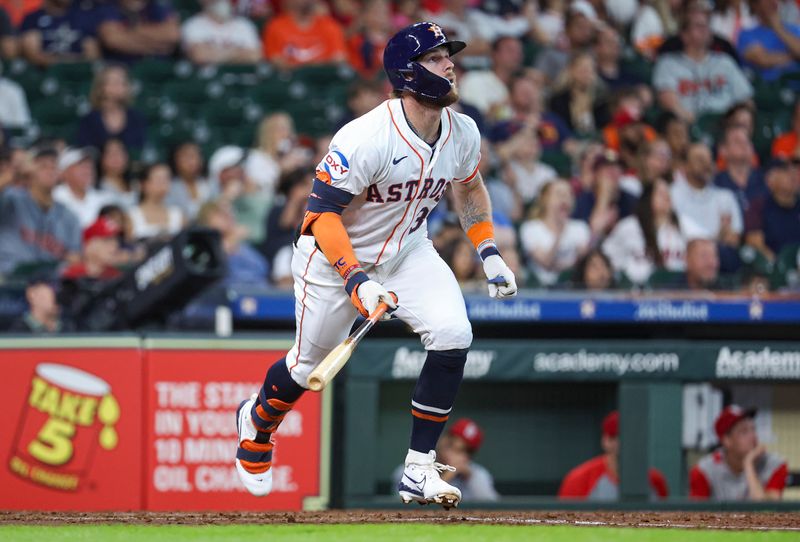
[398,449,462,509]
[234,394,273,497]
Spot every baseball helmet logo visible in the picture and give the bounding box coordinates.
[428,24,445,40]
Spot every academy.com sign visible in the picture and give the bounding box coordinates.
[533,350,680,376]
[716,347,800,379]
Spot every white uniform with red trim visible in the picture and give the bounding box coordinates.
[285,98,481,385]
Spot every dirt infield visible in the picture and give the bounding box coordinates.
[1,510,799,531]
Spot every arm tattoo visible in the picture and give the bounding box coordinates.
[457,177,491,231]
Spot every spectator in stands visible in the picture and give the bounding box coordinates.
[98,203,145,264]
[771,99,800,160]
[595,24,648,93]
[714,124,767,215]
[684,237,721,289]
[8,272,71,333]
[559,411,669,501]
[336,79,384,128]
[0,144,81,277]
[0,59,31,128]
[548,52,609,138]
[723,102,757,138]
[658,112,690,174]
[495,123,557,205]
[98,138,136,209]
[571,141,604,194]
[535,0,598,85]
[181,0,261,65]
[533,0,566,46]
[653,4,753,123]
[631,0,681,59]
[521,179,590,286]
[245,112,312,195]
[346,0,392,79]
[261,167,311,288]
[97,0,180,64]
[128,162,185,241]
[745,159,800,261]
[197,199,269,287]
[77,64,147,154]
[603,178,687,285]
[657,0,741,62]
[61,216,123,280]
[0,7,18,59]
[481,138,523,225]
[574,149,638,240]
[711,0,757,45]
[459,36,523,120]
[53,147,111,228]
[672,142,743,249]
[393,418,499,502]
[210,145,270,244]
[262,0,347,69]
[440,234,482,288]
[690,405,788,500]
[602,93,658,196]
[19,0,101,67]
[167,141,210,221]
[490,74,576,156]
[738,0,800,84]
[572,248,615,289]
[638,138,673,186]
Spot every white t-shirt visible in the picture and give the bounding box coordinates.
[52,185,113,228]
[710,5,757,44]
[245,150,280,194]
[0,78,32,128]
[670,177,743,239]
[631,5,664,52]
[181,14,260,51]
[602,215,687,284]
[458,70,510,116]
[129,206,183,240]
[508,160,557,204]
[315,99,481,265]
[520,219,590,286]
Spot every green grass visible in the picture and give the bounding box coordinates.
[0,525,796,542]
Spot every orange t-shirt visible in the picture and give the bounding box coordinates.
[771,132,799,159]
[2,0,42,26]
[262,13,346,67]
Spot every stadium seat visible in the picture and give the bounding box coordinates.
[540,150,572,177]
[132,59,193,85]
[772,243,800,289]
[691,113,724,145]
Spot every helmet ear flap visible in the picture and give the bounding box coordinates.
[407,62,452,100]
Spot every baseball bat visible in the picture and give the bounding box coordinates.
[306,301,391,392]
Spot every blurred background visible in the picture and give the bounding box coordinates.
[0,0,799,511]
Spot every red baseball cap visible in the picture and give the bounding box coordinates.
[602,411,619,438]
[714,405,756,442]
[448,418,484,453]
[83,217,121,244]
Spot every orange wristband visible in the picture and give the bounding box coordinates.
[466,221,499,260]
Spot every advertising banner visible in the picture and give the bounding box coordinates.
[0,347,143,510]
[144,347,325,511]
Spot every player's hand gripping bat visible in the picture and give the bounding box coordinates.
[307,298,394,391]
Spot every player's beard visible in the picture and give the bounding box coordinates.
[416,86,459,108]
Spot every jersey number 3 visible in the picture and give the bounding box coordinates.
[409,206,430,233]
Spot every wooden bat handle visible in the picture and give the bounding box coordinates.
[306,300,392,391]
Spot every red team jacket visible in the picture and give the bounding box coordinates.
[558,455,669,500]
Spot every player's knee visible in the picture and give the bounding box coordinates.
[424,320,472,351]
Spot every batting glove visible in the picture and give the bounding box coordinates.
[482,254,518,299]
[352,279,398,320]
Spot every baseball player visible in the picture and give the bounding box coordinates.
[689,405,788,500]
[234,21,517,509]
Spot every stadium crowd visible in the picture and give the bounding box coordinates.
[2,0,800,323]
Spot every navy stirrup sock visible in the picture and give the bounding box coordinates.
[250,358,306,443]
[409,348,468,453]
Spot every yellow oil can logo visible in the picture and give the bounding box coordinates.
[8,364,120,491]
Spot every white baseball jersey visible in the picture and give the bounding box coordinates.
[317,98,481,265]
